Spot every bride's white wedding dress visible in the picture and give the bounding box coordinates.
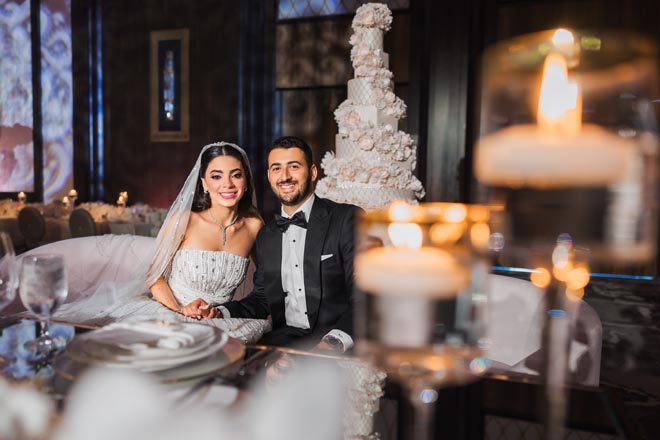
[11,142,271,343]
[23,235,270,343]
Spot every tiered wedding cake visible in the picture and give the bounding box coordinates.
[316,3,424,210]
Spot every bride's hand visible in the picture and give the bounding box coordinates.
[179,298,208,320]
[198,303,222,319]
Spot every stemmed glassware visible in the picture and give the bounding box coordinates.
[0,232,18,312]
[0,232,19,370]
[19,253,68,357]
[475,29,659,439]
[354,202,491,439]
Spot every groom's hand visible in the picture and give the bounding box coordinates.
[198,304,223,319]
[179,298,208,320]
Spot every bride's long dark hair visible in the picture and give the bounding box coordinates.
[192,143,258,218]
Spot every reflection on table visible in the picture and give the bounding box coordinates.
[0,317,630,440]
[0,318,383,440]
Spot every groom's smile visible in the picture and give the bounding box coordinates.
[268,147,318,211]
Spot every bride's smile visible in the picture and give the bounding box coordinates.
[202,155,247,209]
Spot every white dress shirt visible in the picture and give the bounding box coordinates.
[280,194,315,329]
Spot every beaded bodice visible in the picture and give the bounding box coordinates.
[167,249,249,306]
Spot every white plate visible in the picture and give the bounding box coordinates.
[54,337,246,384]
[65,322,228,372]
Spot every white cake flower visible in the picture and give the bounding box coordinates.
[352,3,392,31]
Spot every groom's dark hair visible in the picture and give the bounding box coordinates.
[270,136,314,168]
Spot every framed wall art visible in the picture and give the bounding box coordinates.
[150,28,189,142]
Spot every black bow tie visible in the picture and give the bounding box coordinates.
[275,211,307,232]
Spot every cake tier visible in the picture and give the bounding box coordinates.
[346,80,406,120]
[316,178,416,211]
[338,104,398,131]
[319,152,425,200]
[335,134,415,170]
[348,78,390,103]
[351,45,389,70]
[350,27,383,50]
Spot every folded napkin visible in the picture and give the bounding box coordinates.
[93,321,212,349]
[75,321,223,366]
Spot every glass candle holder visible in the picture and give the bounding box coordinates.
[354,201,491,439]
[475,29,659,269]
[474,29,659,440]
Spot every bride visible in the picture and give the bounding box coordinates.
[35,142,270,342]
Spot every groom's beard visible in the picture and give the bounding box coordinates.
[274,174,313,207]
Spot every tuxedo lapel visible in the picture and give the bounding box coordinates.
[303,198,331,328]
[263,219,285,328]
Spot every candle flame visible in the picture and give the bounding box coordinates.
[552,28,574,46]
[566,266,590,290]
[388,222,422,250]
[388,200,414,222]
[537,53,582,135]
[531,267,551,288]
[444,203,467,223]
[470,222,490,250]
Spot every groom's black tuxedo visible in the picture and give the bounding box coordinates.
[222,196,358,347]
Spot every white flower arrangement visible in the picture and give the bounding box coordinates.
[352,3,392,31]
[346,124,415,162]
[320,152,425,199]
[354,65,393,85]
[0,378,54,439]
[350,45,384,69]
[335,102,367,132]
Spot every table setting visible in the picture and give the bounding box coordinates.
[53,321,244,385]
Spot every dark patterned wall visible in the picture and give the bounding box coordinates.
[96,0,244,208]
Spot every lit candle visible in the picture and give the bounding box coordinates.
[68,189,78,198]
[17,192,26,204]
[475,30,633,188]
[355,220,470,346]
[117,195,126,206]
[119,191,128,203]
[62,196,69,208]
[356,224,468,298]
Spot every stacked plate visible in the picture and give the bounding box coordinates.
[54,321,245,384]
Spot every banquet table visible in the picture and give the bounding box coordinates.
[0,213,159,251]
[0,216,24,248]
[0,318,634,440]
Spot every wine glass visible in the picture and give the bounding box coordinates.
[19,253,68,356]
[0,232,19,370]
[475,29,659,439]
[0,232,18,312]
[354,202,491,439]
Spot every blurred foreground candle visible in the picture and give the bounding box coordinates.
[476,33,633,188]
[17,192,26,205]
[356,222,468,347]
[68,189,78,199]
[354,202,491,386]
[119,191,128,203]
[117,195,126,207]
[62,196,69,209]
[475,28,658,263]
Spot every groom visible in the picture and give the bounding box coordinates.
[209,136,358,351]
